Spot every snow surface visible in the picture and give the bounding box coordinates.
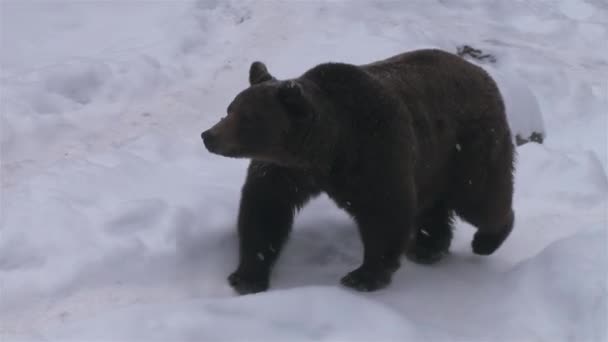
[1,0,607,341]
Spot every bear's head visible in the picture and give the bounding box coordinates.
[201,61,320,167]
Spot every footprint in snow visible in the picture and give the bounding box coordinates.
[104,199,168,235]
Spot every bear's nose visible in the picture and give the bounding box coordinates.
[201,130,217,151]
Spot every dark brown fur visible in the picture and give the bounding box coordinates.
[201,49,515,294]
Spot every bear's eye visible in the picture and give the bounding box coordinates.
[242,111,259,123]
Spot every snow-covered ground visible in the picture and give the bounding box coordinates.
[1,0,606,341]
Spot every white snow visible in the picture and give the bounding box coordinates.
[487,68,546,143]
[1,0,606,341]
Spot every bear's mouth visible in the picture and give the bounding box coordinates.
[204,142,248,159]
[215,148,246,158]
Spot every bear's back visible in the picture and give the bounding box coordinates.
[361,49,506,125]
[361,49,512,210]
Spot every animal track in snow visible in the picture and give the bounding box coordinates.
[0,235,45,271]
[44,62,111,105]
[104,199,168,235]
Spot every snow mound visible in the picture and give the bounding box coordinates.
[501,229,607,341]
[42,286,420,341]
[35,229,606,342]
[491,69,546,144]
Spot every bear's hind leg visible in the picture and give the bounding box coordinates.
[471,209,514,255]
[406,202,454,264]
[452,147,515,255]
[454,177,515,256]
[452,121,515,256]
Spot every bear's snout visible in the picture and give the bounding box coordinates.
[201,129,218,152]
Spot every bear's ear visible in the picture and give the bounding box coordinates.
[278,81,310,119]
[249,61,275,85]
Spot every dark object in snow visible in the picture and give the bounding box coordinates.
[201,48,515,295]
[515,131,545,146]
[457,45,497,64]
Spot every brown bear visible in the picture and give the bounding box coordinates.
[201,48,515,295]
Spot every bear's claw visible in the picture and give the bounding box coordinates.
[406,246,448,265]
[340,267,392,292]
[228,271,269,295]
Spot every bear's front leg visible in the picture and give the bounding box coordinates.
[340,183,415,292]
[228,162,318,295]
